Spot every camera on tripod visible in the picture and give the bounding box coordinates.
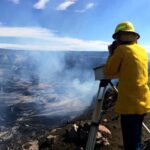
[93,65,117,80]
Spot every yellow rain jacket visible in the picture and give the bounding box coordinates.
[104,43,150,114]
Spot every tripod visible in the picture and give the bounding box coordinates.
[86,79,117,150]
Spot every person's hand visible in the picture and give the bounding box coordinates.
[108,41,121,55]
[108,44,114,55]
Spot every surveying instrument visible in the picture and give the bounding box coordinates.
[85,66,150,150]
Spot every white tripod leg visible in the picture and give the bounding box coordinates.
[86,85,107,150]
[142,122,150,134]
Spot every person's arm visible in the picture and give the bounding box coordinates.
[104,46,124,77]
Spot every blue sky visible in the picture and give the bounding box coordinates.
[0,0,150,51]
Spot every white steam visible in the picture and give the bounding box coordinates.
[28,51,99,116]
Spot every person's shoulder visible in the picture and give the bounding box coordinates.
[115,44,127,52]
[116,44,129,49]
[115,43,146,54]
[113,45,126,55]
[119,43,144,50]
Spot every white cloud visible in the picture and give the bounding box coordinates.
[0,27,53,39]
[76,2,95,13]
[9,0,20,4]
[86,3,95,9]
[56,0,77,11]
[0,26,109,51]
[33,0,50,10]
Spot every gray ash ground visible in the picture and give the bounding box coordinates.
[0,97,72,149]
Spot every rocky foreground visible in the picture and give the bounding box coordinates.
[20,107,150,150]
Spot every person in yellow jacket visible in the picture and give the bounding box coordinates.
[104,21,150,150]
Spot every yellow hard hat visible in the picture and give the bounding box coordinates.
[112,21,140,39]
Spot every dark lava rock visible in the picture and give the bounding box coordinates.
[39,138,53,150]
[142,139,150,150]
